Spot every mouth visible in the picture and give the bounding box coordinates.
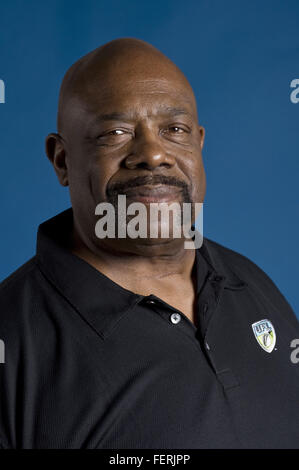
[121,184,182,204]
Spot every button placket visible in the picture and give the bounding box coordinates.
[141,295,197,340]
[196,273,226,339]
[202,302,209,316]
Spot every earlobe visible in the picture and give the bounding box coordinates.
[45,133,69,187]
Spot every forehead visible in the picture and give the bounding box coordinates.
[80,77,197,123]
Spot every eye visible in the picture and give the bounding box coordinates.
[96,128,132,145]
[98,129,126,138]
[162,125,190,137]
[168,126,185,133]
[107,129,125,135]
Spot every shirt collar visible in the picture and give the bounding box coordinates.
[36,208,246,339]
[198,237,248,291]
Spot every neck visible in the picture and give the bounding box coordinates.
[70,224,196,285]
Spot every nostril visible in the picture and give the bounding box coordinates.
[123,145,175,170]
[137,162,155,170]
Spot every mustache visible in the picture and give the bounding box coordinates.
[106,175,190,198]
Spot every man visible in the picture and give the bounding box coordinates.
[0,38,299,449]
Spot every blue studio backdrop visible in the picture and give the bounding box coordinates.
[0,0,298,315]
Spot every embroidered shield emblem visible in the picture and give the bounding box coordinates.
[252,319,276,353]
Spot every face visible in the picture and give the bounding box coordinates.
[46,57,206,255]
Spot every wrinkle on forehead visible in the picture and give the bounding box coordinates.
[57,38,197,132]
[84,80,196,107]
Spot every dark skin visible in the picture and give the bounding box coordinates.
[46,38,206,326]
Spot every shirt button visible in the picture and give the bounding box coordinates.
[170,313,181,324]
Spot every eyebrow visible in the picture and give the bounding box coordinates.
[91,106,192,124]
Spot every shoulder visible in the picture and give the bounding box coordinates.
[204,237,299,330]
[0,256,41,304]
[0,258,50,449]
[0,257,38,291]
[204,237,285,289]
[203,237,269,281]
[0,257,51,335]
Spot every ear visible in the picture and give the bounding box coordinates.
[198,125,205,150]
[45,133,69,187]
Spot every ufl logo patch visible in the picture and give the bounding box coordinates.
[252,319,276,353]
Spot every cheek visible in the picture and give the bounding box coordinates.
[179,149,206,201]
[66,162,98,212]
[196,170,206,202]
[88,158,118,203]
[68,144,119,202]
[192,159,206,202]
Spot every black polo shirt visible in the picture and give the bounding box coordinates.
[1,208,299,449]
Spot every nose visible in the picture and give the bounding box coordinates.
[124,129,176,170]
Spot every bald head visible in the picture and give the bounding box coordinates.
[57,38,197,133]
